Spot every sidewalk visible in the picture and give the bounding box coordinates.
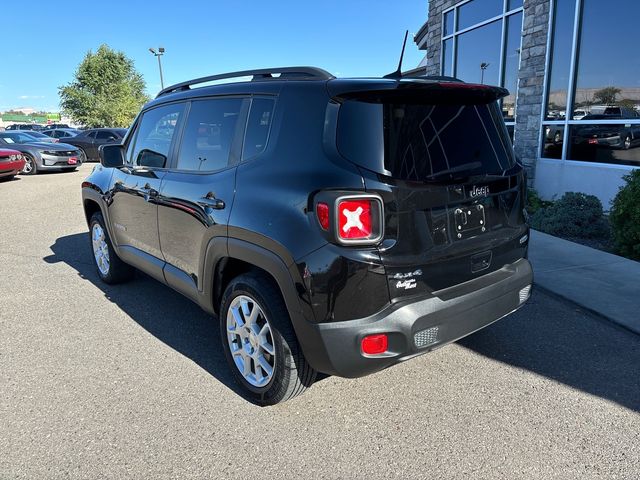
[528,230,640,335]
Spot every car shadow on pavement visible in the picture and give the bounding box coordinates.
[44,232,247,400]
[458,290,640,413]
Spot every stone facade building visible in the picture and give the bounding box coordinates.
[414,0,640,206]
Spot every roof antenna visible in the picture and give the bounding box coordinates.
[384,30,409,79]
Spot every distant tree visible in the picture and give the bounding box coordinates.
[59,44,149,127]
[593,86,621,105]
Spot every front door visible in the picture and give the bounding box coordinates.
[157,97,248,296]
[107,102,186,280]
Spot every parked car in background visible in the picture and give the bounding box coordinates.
[573,111,640,150]
[11,130,59,143]
[45,123,70,129]
[0,132,83,175]
[63,128,126,161]
[0,148,25,181]
[43,128,81,140]
[5,123,45,131]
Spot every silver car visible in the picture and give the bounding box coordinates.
[0,131,84,175]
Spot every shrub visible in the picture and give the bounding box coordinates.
[609,169,640,260]
[526,188,553,215]
[530,192,610,239]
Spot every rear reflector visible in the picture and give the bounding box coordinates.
[519,285,531,304]
[361,334,388,355]
[316,202,330,230]
[414,326,439,348]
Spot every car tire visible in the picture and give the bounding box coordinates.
[21,153,37,175]
[220,272,316,406]
[553,131,562,144]
[623,134,631,150]
[89,212,135,284]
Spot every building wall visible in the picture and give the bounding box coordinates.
[512,0,549,184]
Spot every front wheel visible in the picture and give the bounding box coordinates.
[220,272,316,406]
[623,134,632,150]
[89,212,135,284]
[21,153,37,175]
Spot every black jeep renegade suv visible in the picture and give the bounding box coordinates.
[82,67,533,405]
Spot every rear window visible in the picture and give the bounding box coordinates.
[337,101,515,181]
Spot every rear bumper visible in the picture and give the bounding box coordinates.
[303,258,533,377]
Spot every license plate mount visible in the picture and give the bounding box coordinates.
[454,204,486,239]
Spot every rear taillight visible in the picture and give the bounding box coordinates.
[314,194,383,245]
[361,334,388,355]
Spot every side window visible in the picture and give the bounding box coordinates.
[176,98,243,171]
[242,97,275,161]
[96,130,116,140]
[87,131,97,139]
[130,103,184,168]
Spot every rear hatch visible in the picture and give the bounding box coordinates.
[331,79,528,302]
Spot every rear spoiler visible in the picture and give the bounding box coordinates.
[327,79,509,104]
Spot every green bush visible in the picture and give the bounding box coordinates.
[610,170,640,260]
[526,188,553,215]
[530,192,610,239]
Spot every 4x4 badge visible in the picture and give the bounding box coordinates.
[470,185,490,198]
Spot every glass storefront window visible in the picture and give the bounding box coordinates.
[502,12,523,121]
[455,20,501,85]
[507,0,523,10]
[568,124,640,166]
[541,0,640,165]
[542,125,565,159]
[457,0,503,31]
[443,10,454,36]
[442,38,453,77]
[572,0,640,119]
[544,0,577,120]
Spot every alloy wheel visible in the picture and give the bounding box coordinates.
[226,295,276,387]
[22,156,33,174]
[91,223,110,276]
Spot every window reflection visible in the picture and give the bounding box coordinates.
[508,0,523,10]
[502,12,523,121]
[572,0,640,119]
[442,38,453,77]
[457,0,503,31]
[545,0,577,120]
[569,123,640,165]
[443,10,454,36]
[542,125,565,159]
[455,20,501,85]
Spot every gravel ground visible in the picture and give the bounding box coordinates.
[1,165,639,479]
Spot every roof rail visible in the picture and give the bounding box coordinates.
[157,66,335,97]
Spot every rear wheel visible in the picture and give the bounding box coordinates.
[89,212,135,284]
[623,134,631,150]
[21,153,37,175]
[220,272,316,405]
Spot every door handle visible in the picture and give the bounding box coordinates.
[198,192,225,210]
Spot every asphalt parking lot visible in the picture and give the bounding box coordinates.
[1,164,639,479]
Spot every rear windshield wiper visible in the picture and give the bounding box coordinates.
[425,161,482,181]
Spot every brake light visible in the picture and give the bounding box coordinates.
[316,202,330,230]
[338,199,373,239]
[361,334,388,355]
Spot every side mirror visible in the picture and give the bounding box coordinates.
[99,144,125,168]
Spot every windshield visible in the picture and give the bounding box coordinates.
[0,132,38,144]
[337,100,515,181]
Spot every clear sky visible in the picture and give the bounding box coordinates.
[0,0,427,112]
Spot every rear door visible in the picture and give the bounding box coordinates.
[107,103,185,281]
[157,96,249,298]
[335,86,528,301]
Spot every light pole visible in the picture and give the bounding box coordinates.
[149,47,165,90]
[480,62,490,85]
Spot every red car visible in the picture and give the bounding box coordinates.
[0,148,26,180]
